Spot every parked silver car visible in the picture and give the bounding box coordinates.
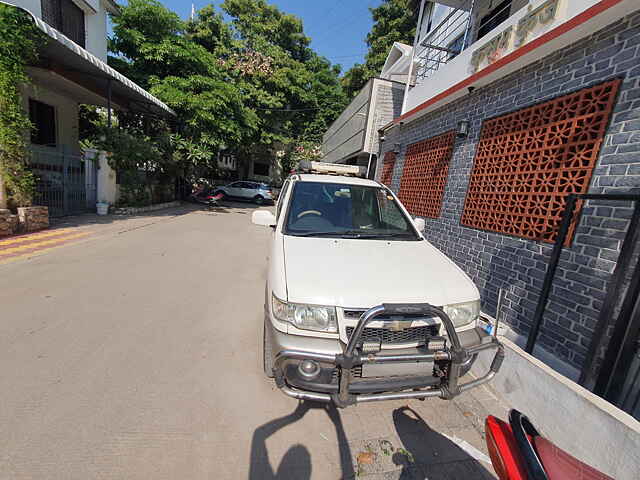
[214,181,275,205]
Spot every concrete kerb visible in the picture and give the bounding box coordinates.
[112,201,182,216]
[472,336,640,480]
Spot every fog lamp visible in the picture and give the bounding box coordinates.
[298,360,320,379]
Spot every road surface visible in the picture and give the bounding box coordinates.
[0,204,503,479]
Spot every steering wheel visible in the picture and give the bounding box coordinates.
[297,210,322,219]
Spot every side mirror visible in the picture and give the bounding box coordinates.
[252,210,277,227]
[413,217,425,232]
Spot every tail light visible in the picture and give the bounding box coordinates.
[485,416,528,480]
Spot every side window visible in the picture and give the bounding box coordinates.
[378,190,409,230]
[229,182,241,188]
[276,180,291,220]
[29,99,57,146]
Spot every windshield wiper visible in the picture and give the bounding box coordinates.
[287,231,340,237]
[348,232,417,239]
[289,230,416,239]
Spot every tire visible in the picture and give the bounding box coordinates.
[263,319,275,378]
[254,195,265,205]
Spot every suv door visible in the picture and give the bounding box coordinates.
[226,182,243,197]
[240,182,257,199]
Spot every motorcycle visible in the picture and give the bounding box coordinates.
[485,410,613,479]
[188,188,225,207]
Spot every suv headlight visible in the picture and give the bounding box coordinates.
[443,300,480,328]
[271,294,338,333]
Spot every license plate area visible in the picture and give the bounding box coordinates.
[361,361,432,378]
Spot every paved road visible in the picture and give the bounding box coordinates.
[0,204,504,479]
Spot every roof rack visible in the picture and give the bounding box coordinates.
[298,160,367,178]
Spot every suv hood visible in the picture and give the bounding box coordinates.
[283,236,479,308]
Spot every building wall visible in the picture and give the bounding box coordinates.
[322,80,372,164]
[85,1,109,61]
[20,81,80,154]
[321,78,404,166]
[379,11,640,372]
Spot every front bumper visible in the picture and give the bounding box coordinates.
[272,303,504,408]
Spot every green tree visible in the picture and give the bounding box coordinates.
[342,0,419,98]
[0,5,45,207]
[212,0,346,179]
[107,0,346,184]
[107,0,257,181]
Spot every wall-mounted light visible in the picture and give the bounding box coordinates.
[393,143,402,154]
[456,120,470,138]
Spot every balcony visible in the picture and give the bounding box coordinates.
[402,0,633,117]
[41,0,86,48]
[414,0,516,84]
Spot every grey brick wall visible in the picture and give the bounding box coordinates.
[379,12,640,370]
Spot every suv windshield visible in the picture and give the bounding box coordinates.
[284,181,419,240]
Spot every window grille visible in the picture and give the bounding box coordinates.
[461,79,621,243]
[399,131,456,218]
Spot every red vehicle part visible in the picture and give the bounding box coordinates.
[485,415,529,480]
[486,412,614,480]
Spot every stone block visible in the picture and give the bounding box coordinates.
[17,206,49,233]
[0,209,13,237]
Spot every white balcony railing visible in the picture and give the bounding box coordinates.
[414,0,515,84]
[415,6,472,82]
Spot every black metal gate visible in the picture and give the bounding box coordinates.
[526,193,640,419]
[29,146,95,216]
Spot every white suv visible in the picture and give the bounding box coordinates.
[251,163,503,408]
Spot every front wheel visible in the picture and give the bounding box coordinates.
[263,320,275,378]
[253,195,265,205]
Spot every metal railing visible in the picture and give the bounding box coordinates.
[28,146,95,216]
[415,5,472,82]
[414,0,515,83]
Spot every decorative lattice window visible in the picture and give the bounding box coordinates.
[461,78,620,243]
[380,152,396,186]
[398,131,456,218]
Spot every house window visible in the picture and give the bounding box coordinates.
[477,0,511,41]
[41,0,85,48]
[398,131,456,218]
[461,79,621,243]
[380,152,396,186]
[253,162,270,176]
[29,99,57,147]
[447,33,465,60]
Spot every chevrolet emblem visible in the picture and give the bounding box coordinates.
[388,320,409,332]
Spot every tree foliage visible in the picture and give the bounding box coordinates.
[0,5,45,207]
[342,0,419,98]
[105,0,347,184]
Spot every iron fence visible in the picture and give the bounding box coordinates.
[28,146,96,216]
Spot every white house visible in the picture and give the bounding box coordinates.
[2,0,174,215]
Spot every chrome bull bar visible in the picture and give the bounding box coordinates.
[273,303,504,408]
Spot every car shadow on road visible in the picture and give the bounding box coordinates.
[248,401,354,480]
[391,406,494,479]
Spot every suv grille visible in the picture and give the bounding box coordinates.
[345,324,439,345]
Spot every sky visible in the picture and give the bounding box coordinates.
[158,0,383,73]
